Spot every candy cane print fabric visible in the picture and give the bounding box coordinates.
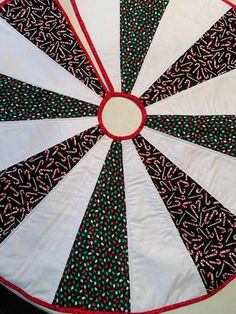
[0,0,235,314]
[0,0,107,97]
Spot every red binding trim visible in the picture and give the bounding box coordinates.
[0,0,108,94]
[0,0,11,6]
[0,275,235,314]
[222,0,236,9]
[70,0,114,92]
[54,0,108,94]
[98,92,147,141]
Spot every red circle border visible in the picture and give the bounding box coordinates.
[98,92,147,141]
[222,0,236,9]
[0,275,235,314]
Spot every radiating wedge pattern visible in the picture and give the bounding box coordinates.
[0,126,104,243]
[146,115,236,157]
[0,0,105,96]
[133,134,236,292]
[0,73,98,121]
[53,141,130,312]
[140,9,236,106]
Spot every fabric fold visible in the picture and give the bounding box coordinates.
[0,0,106,96]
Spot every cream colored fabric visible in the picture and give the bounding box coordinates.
[147,70,236,115]
[142,127,236,215]
[0,117,98,170]
[0,136,112,303]
[76,0,121,91]
[102,97,142,136]
[123,140,206,312]
[132,0,229,97]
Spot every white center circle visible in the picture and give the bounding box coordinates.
[100,96,144,138]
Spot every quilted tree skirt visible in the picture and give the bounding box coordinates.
[0,0,236,313]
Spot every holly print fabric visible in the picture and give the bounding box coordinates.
[120,0,170,93]
[0,73,98,121]
[146,115,236,157]
[53,141,130,312]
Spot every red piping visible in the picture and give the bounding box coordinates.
[0,0,108,94]
[0,275,235,314]
[222,0,236,9]
[70,0,114,92]
[98,92,147,141]
[53,0,108,95]
[0,0,235,9]
[0,0,10,6]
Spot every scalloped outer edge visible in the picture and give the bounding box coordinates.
[98,92,147,141]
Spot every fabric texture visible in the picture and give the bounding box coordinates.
[0,1,235,313]
[146,115,236,157]
[133,134,236,292]
[0,126,103,243]
[0,73,98,120]
[140,9,236,105]
[53,141,130,312]
[120,0,170,93]
[0,0,105,96]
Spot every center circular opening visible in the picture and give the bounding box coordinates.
[98,93,146,140]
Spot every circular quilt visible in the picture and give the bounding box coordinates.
[0,0,235,313]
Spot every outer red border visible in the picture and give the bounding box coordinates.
[98,92,147,141]
[70,0,114,92]
[222,0,236,9]
[1,0,235,9]
[0,275,235,314]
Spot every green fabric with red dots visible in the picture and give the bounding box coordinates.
[120,0,170,93]
[53,141,130,312]
[146,115,236,157]
[0,73,98,121]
